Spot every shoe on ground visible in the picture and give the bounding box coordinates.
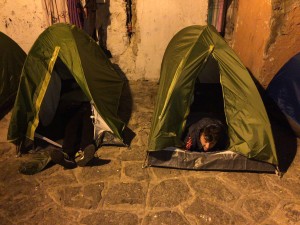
[50,149,77,169]
[76,144,96,167]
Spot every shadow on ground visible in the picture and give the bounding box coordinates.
[113,63,136,146]
[84,158,111,167]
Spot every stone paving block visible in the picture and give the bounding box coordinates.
[104,182,146,206]
[16,204,79,225]
[142,210,190,225]
[36,170,78,187]
[1,178,41,200]
[219,172,266,193]
[281,164,300,180]
[97,146,123,160]
[132,128,150,147]
[149,179,190,208]
[121,145,146,161]
[0,159,23,184]
[132,102,153,113]
[149,167,182,180]
[0,193,52,221]
[268,202,300,225]
[51,183,104,209]
[80,211,139,225]
[184,197,248,225]
[241,194,278,223]
[128,112,153,128]
[188,177,239,204]
[0,142,14,158]
[281,202,300,224]
[123,162,149,181]
[263,175,298,199]
[76,160,121,182]
[184,169,223,178]
[278,178,300,199]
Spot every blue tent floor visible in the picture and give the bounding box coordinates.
[0,81,300,224]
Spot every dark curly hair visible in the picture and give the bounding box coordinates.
[201,124,224,144]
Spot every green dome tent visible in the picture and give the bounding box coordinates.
[7,23,125,151]
[146,25,278,173]
[0,32,26,111]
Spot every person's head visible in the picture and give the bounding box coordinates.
[199,124,223,151]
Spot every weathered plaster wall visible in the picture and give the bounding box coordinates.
[107,0,135,79]
[0,0,48,53]
[134,0,208,80]
[230,0,272,82]
[108,0,208,81]
[1,0,208,81]
[230,0,300,88]
[261,0,300,87]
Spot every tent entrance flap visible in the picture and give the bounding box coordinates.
[188,81,226,126]
[197,55,220,84]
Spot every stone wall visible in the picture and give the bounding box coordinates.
[0,0,208,81]
[230,0,300,88]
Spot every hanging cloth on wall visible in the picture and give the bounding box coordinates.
[207,0,227,35]
[43,0,69,26]
[67,0,85,29]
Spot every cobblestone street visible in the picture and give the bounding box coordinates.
[0,81,300,225]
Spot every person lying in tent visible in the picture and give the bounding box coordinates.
[184,117,229,152]
[49,79,97,169]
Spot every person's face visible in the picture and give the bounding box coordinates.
[199,133,217,151]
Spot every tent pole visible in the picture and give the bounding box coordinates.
[34,133,62,148]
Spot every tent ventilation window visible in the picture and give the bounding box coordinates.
[125,0,133,40]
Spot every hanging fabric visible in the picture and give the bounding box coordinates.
[43,0,69,26]
[126,0,133,39]
[207,0,228,35]
[67,0,85,29]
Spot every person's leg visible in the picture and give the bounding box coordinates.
[50,106,83,169]
[95,3,109,48]
[78,103,94,149]
[77,103,96,166]
[84,8,97,40]
[62,109,83,158]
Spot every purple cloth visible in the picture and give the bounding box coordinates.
[67,0,84,29]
